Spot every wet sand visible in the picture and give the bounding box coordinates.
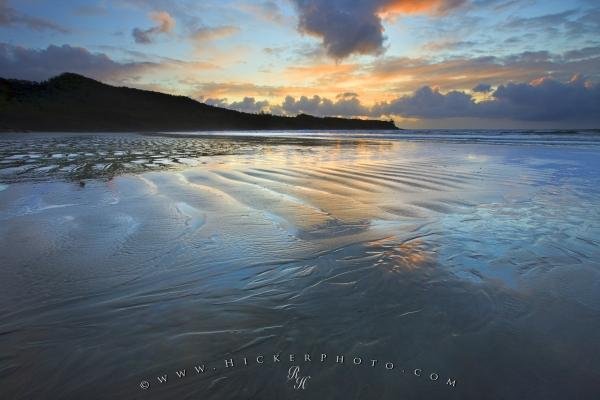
[1,132,600,399]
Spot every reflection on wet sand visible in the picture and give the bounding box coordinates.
[1,133,600,399]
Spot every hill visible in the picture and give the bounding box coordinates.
[0,73,397,132]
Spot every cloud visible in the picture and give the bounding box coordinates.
[204,75,600,124]
[281,93,370,116]
[205,92,369,117]
[0,0,68,33]
[364,48,600,96]
[192,25,239,42]
[284,62,359,85]
[205,97,270,113]
[132,29,152,44]
[0,43,158,82]
[73,4,109,16]
[373,86,476,118]
[472,83,492,92]
[241,1,286,24]
[483,74,600,121]
[190,46,600,111]
[373,75,600,122]
[421,39,478,53]
[504,9,578,30]
[132,10,175,44]
[563,46,600,61]
[290,0,466,59]
[500,8,600,39]
[566,7,600,37]
[195,81,288,99]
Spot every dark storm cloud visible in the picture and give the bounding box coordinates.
[0,43,157,82]
[290,0,466,59]
[0,0,68,33]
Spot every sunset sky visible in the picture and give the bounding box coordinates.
[1,0,599,128]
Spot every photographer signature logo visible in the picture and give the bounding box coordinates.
[287,366,311,390]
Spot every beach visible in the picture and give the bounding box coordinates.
[1,131,600,399]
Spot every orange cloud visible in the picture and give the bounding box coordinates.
[192,25,239,42]
[149,11,175,33]
[379,0,466,18]
[284,63,359,81]
[132,10,175,44]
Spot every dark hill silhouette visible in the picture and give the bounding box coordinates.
[0,73,398,132]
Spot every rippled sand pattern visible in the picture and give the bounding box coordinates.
[0,134,257,182]
[0,133,599,399]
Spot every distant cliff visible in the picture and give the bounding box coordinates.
[0,73,398,132]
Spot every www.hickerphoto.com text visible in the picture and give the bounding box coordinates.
[138,352,458,392]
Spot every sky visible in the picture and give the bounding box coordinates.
[0,0,599,128]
